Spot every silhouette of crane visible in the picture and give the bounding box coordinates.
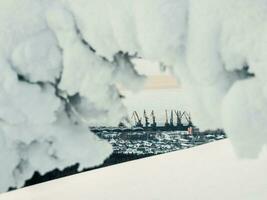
[165,110,170,127]
[184,112,193,126]
[131,111,143,127]
[151,110,157,128]
[143,110,150,127]
[174,110,184,127]
[170,110,174,127]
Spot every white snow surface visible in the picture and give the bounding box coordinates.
[1,140,267,200]
[1,0,267,192]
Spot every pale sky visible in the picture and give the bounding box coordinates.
[122,59,187,124]
[132,59,179,90]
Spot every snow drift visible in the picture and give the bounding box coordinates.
[1,140,267,200]
[1,0,267,192]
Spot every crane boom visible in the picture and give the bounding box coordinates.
[133,111,143,127]
[131,112,137,125]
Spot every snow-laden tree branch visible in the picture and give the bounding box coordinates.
[0,0,145,192]
[1,0,267,192]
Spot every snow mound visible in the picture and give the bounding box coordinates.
[0,0,144,192]
[1,140,267,200]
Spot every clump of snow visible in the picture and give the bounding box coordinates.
[11,30,62,83]
[176,0,267,158]
[0,0,144,192]
[222,79,267,158]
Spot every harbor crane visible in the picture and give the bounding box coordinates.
[143,110,150,127]
[131,112,137,125]
[131,111,143,127]
[131,110,193,129]
[165,110,170,127]
[184,112,193,126]
[174,110,184,127]
[151,110,157,128]
[170,110,174,127]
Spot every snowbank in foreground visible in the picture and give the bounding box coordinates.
[1,139,266,200]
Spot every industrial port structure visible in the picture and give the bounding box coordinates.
[130,110,193,132]
[90,110,197,134]
[90,109,226,156]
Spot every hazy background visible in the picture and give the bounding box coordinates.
[121,59,190,125]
